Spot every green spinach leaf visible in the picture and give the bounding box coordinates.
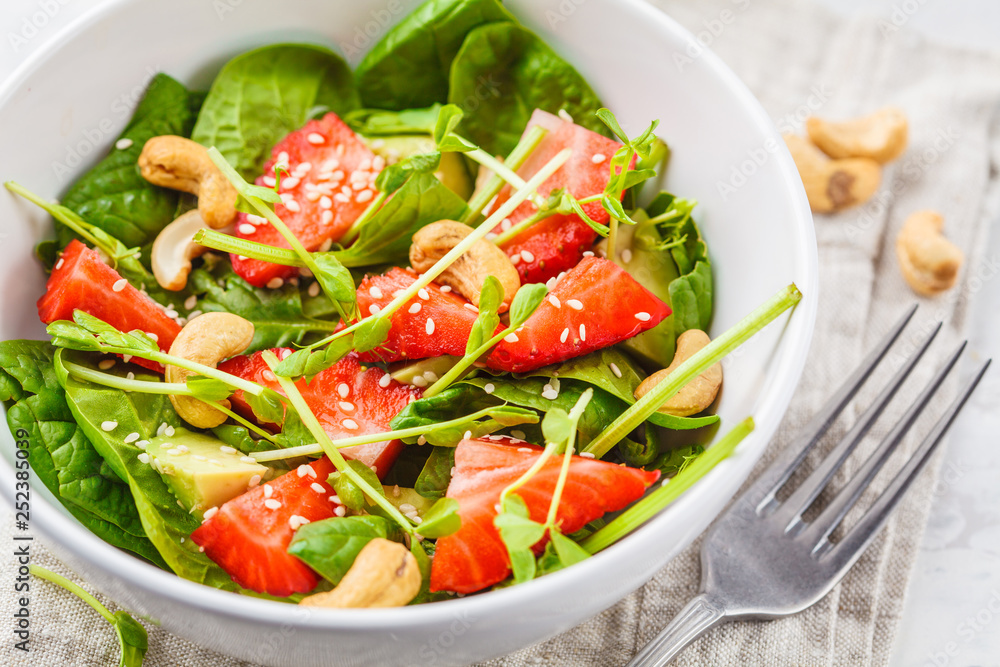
[355,0,515,110]
[414,446,455,500]
[58,73,204,249]
[286,515,390,585]
[345,105,442,136]
[192,44,359,180]
[449,22,605,156]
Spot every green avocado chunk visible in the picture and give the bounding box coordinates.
[363,135,474,200]
[144,428,269,515]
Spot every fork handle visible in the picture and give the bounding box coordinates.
[626,593,728,667]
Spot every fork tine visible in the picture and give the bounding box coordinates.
[820,359,991,571]
[774,323,942,532]
[747,305,918,514]
[803,340,966,551]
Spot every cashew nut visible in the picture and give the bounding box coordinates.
[166,313,255,428]
[299,538,420,608]
[806,107,908,164]
[139,136,238,229]
[895,210,963,296]
[409,220,520,311]
[635,329,722,417]
[151,210,210,291]
[784,134,881,213]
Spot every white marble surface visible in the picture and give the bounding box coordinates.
[1,1,997,665]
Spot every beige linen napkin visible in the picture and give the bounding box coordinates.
[4,0,1000,665]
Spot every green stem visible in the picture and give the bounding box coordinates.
[30,565,114,624]
[95,346,266,397]
[62,360,192,395]
[422,325,514,398]
[490,208,553,247]
[198,400,280,444]
[339,190,389,246]
[582,417,755,553]
[544,390,593,528]
[261,351,414,533]
[194,229,304,266]
[499,443,558,508]
[582,283,802,458]
[605,146,635,261]
[462,126,549,223]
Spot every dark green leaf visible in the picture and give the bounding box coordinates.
[648,443,705,477]
[345,105,443,136]
[245,388,285,425]
[415,497,461,538]
[192,44,359,180]
[374,152,442,195]
[508,283,547,328]
[113,611,148,667]
[286,515,390,585]
[353,317,392,354]
[415,446,455,500]
[184,375,232,402]
[467,276,503,354]
[541,408,573,448]
[332,460,384,512]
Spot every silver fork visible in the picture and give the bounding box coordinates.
[628,306,991,666]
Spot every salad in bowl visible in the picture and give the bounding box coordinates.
[2,0,802,637]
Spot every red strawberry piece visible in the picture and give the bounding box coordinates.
[487,256,670,373]
[232,112,382,288]
[430,437,659,594]
[354,268,490,364]
[491,109,632,284]
[219,350,420,476]
[37,239,180,373]
[191,457,340,596]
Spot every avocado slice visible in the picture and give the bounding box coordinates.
[145,428,269,515]
[363,134,474,200]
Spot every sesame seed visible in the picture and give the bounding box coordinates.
[579,324,587,341]
[558,109,574,123]
[321,210,334,225]
[510,253,521,265]
[277,151,289,164]
[262,370,276,382]
[55,257,64,270]
[425,317,435,335]
[241,456,257,464]
[263,176,276,187]
[357,190,373,203]
[484,383,495,394]
[518,447,533,453]
[369,286,384,299]
[464,303,479,313]
[579,452,596,459]
[418,288,430,300]
[135,440,149,450]
[378,374,392,388]
[330,494,341,503]
[220,445,237,454]
[115,138,133,150]
[306,191,321,201]
[583,251,595,258]
[635,312,651,322]
[146,332,159,343]
[560,328,570,344]
[101,421,118,432]
[264,499,282,510]
[285,199,301,212]
[126,372,135,381]
[408,302,422,314]
[334,506,347,517]
[372,156,386,170]
[417,435,427,445]
[266,277,284,289]
[308,282,321,297]
[399,503,416,513]
[334,193,350,203]
[124,432,140,444]
[337,383,350,398]
[542,388,558,400]
[192,455,206,461]
[320,238,334,252]
[504,332,519,343]
[137,453,150,464]
[567,299,583,310]
[319,195,332,209]
[592,153,606,164]
[310,482,326,494]
[412,376,428,388]
[208,458,222,466]
[440,285,452,293]
[282,177,300,190]
[203,507,219,520]
[98,359,116,370]
[359,158,372,170]
[264,484,273,498]
[297,464,317,478]
[184,295,199,310]
[112,278,128,292]
[307,132,325,144]
[621,249,633,264]
[296,162,313,174]
[369,304,382,316]
[343,419,359,430]
[521,250,535,263]
[238,223,256,235]
[610,363,623,378]
[339,401,355,412]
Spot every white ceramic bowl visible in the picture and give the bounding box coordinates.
[0,0,817,664]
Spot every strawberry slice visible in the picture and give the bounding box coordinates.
[37,239,180,373]
[354,268,488,364]
[191,457,340,596]
[232,112,382,288]
[218,350,420,476]
[487,256,670,373]
[491,109,632,284]
[430,438,659,594]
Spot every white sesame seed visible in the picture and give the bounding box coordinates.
[440,285,452,293]
[263,484,273,498]
[359,158,372,171]
[184,295,199,310]
[310,482,326,494]
[277,151,289,165]
[567,299,583,310]
[307,132,325,144]
[124,432,140,444]
[282,177,300,189]
[192,455,206,461]
[579,452,596,459]
[464,303,479,313]
[238,223,256,235]
[339,401,355,412]
[308,282,321,297]
[592,153,606,164]
[542,388,558,400]
[356,189,373,203]
[484,383,495,394]
[115,138,133,150]
[560,328,570,344]
[262,370,276,382]
[372,156,386,170]
[334,193,350,203]
[319,195,333,209]
[635,311,652,322]
[399,503,416,513]
[285,199,301,213]
[263,175,276,187]
[55,257,64,270]
[297,464,317,478]
[510,253,521,265]
[203,507,219,520]
[412,376,428,388]
[583,251,595,258]
[610,363,623,378]
[264,499,282,510]
[320,238,334,252]
[342,419,359,430]
[558,109,574,123]
[220,445,237,454]
[241,456,257,464]
[378,374,392,388]
[369,304,382,316]
[521,250,535,263]
[248,474,261,488]
[579,324,587,341]
[408,302,422,314]
[367,286,383,300]
[330,494,342,504]
[137,453,150,464]
[98,359,116,370]
[101,421,118,432]
[306,191,321,201]
[504,332,519,343]
[418,288,430,300]
[135,440,149,450]
[621,249,633,264]
[208,458,222,466]
[266,277,284,289]
[417,435,427,445]
[425,317,435,335]
[146,332,159,343]
[112,278,128,292]
[337,383,350,398]
[296,161,313,174]
[126,372,135,381]
[321,210,334,225]
[334,506,347,517]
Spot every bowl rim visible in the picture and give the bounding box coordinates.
[0,0,818,634]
